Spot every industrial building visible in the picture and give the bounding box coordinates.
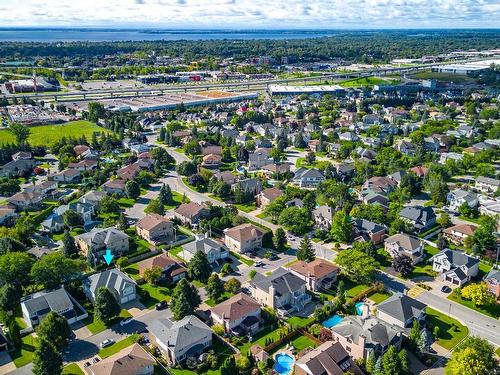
[432,59,499,75]
[269,84,345,96]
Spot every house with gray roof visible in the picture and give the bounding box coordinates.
[20,287,87,328]
[78,190,107,209]
[250,267,311,317]
[475,176,500,195]
[447,188,478,211]
[329,315,404,360]
[376,293,427,328]
[149,315,212,365]
[352,218,387,245]
[293,167,325,188]
[384,233,424,265]
[232,178,262,195]
[431,249,479,286]
[399,205,436,232]
[181,233,228,265]
[83,268,137,305]
[75,227,129,261]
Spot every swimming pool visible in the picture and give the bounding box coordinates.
[322,315,343,328]
[274,353,294,375]
[355,302,364,316]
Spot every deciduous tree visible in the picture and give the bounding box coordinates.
[94,287,121,323]
[37,312,71,350]
[170,279,201,320]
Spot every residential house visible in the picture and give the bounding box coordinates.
[376,293,427,328]
[12,151,32,161]
[443,223,477,245]
[484,269,500,300]
[431,249,479,286]
[7,191,43,211]
[201,145,222,156]
[116,163,141,181]
[174,202,210,227]
[201,154,222,169]
[51,168,81,183]
[212,170,236,186]
[101,179,126,195]
[409,166,429,178]
[447,188,478,211]
[250,267,311,317]
[232,178,262,195]
[67,159,99,171]
[210,293,261,336]
[475,176,500,195]
[293,168,325,188]
[261,163,291,177]
[362,176,397,196]
[136,213,174,245]
[137,253,186,283]
[0,158,35,177]
[361,191,389,208]
[41,213,65,233]
[352,219,387,245]
[399,205,436,232]
[248,149,272,171]
[181,233,229,265]
[149,315,212,365]
[0,206,17,225]
[24,180,58,197]
[224,223,264,254]
[394,139,416,156]
[423,136,440,153]
[84,343,155,375]
[83,268,137,305]
[295,341,364,375]
[389,170,407,186]
[21,287,87,328]
[329,316,404,360]
[288,259,339,292]
[384,233,424,265]
[439,152,464,164]
[256,187,283,208]
[79,190,107,209]
[312,205,333,230]
[75,227,129,259]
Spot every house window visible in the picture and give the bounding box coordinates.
[346,346,351,352]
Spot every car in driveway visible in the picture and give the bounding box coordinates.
[440,285,452,293]
[156,301,168,310]
[255,261,264,267]
[100,339,115,348]
[120,317,133,326]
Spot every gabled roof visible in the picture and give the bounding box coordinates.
[385,233,422,251]
[210,293,260,322]
[149,315,212,350]
[174,202,208,219]
[354,218,386,234]
[85,343,155,375]
[22,287,74,317]
[399,205,436,225]
[443,223,477,236]
[136,213,172,232]
[289,259,339,279]
[294,167,325,179]
[252,267,305,297]
[224,223,264,243]
[432,249,480,269]
[84,269,136,301]
[377,293,426,323]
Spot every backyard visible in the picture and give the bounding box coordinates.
[0,120,111,147]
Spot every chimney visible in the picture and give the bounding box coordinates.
[269,285,275,309]
[195,233,205,241]
[358,335,366,350]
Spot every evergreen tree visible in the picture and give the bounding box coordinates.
[7,318,21,349]
[159,127,166,142]
[381,345,399,375]
[366,352,376,374]
[374,356,382,375]
[409,319,421,347]
[398,349,410,375]
[188,250,212,282]
[159,183,173,205]
[0,283,20,312]
[335,279,346,309]
[273,227,287,251]
[125,180,140,199]
[117,213,128,230]
[297,236,315,262]
[170,279,201,320]
[94,287,121,323]
[206,273,224,302]
[62,230,77,258]
[418,328,432,353]
[33,339,63,375]
[220,356,237,375]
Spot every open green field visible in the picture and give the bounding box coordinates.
[411,71,475,83]
[338,76,400,87]
[0,120,111,146]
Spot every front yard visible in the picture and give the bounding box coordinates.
[84,308,132,335]
[407,245,439,280]
[98,334,139,359]
[367,291,392,304]
[447,289,500,319]
[425,307,468,350]
[11,334,38,368]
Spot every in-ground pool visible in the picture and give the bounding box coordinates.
[355,302,364,316]
[274,353,294,375]
[322,314,343,328]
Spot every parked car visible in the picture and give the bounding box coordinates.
[120,317,133,326]
[156,301,168,310]
[100,339,115,348]
[441,285,452,293]
[255,261,264,267]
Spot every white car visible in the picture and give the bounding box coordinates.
[120,317,133,326]
[100,339,114,348]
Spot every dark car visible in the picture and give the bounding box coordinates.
[441,285,452,293]
[156,301,168,310]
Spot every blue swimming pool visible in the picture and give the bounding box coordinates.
[322,314,343,328]
[274,353,294,375]
[355,302,364,315]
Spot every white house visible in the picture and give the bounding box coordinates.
[446,188,478,211]
[431,249,479,286]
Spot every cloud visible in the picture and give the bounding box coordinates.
[0,0,498,28]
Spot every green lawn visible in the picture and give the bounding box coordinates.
[85,309,132,335]
[137,281,174,309]
[290,335,317,352]
[168,246,184,261]
[295,157,331,170]
[123,263,141,281]
[165,191,187,210]
[12,334,38,368]
[411,71,475,83]
[98,334,139,359]
[62,363,85,375]
[425,307,468,350]
[234,202,257,213]
[407,245,439,280]
[286,316,315,329]
[478,262,493,279]
[205,291,234,307]
[256,212,268,219]
[338,76,400,88]
[229,251,255,266]
[237,325,282,355]
[368,291,392,304]
[448,290,500,319]
[117,197,136,208]
[320,275,371,301]
[0,120,111,146]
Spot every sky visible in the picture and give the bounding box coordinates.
[0,0,499,29]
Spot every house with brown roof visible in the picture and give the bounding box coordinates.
[50,168,81,183]
[212,170,236,185]
[174,202,209,227]
[261,163,291,177]
[116,164,141,181]
[288,259,339,292]
[101,179,126,195]
[84,343,155,375]
[224,223,264,253]
[201,153,222,169]
[74,144,90,157]
[295,341,364,375]
[201,145,222,156]
[443,223,477,245]
[137,253,186,283]
[0,206,18,225]
[67,159,98,171]
[409,166,429,178]
[210,293,261,336]
[136,213,175,245]
[7,191,43,211]
[256,187,283,208]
